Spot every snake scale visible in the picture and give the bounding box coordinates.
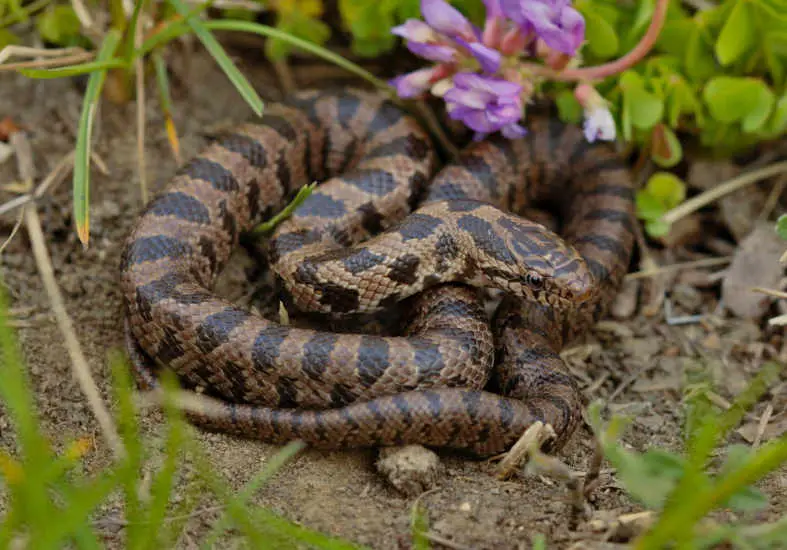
[121,88,635,457]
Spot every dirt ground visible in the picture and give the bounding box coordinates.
[1,47,786,549]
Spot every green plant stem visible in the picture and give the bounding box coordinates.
[662,161,787,225]
[636,435,787,549]
[137,19,390,92]
[251,183,316,234]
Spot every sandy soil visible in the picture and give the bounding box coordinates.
[1,48,785,549]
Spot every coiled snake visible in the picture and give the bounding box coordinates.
[121,89,635,457]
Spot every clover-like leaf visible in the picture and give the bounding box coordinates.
[583,10,619,60]
[685,24,717,81]
[715,0,756,66]
[703,77,766,123]
[651,124,683,168]
[742,83,775,133]
[647,172,686,207]
[620,71,664,133]
[35,5,82,46]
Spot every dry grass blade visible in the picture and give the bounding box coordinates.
[662,161,787,225]
[10,131,123,458]
[625,257,733,280]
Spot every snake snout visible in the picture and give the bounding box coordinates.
[565,277,595,304]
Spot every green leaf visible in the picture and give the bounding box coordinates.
[629,90,664,130]
[555,90,582,124]
[583,11,619,59]
[18,60,128,79]
[267,11,331,60]
[742,84,775,133]
[646,219,672,237]
[703,77,768,123]
[647,172,686,207]
[169,0,264,117]
[0,28,20,48]
[620,72,663,135]
[73,29,122,246]
[651,124,683,168]
[715,0,756,66]
[685,24,717,81]
[35,5,82,46]
[613,448,687,508]
[777,214,787,240]
[764,93,787,136]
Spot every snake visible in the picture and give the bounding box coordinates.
[120,88,635,457]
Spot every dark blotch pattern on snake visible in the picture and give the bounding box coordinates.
[120,89,635,457]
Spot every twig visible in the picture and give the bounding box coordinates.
[10,132,124,458]
[624,256,732,281]
[0,52,96,72]
[752,287,787,300]
[0,209,25,256]
[272,58,295,95]
[421,532,475,550]
[753,404,773,448]
[135,20,148,204]
[495,421,555,480]
[759,174,787,220]
[0,45,86,65]
[0,151,75,217]
[662,161,787,225]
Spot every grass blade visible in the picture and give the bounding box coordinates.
[137,19,391,92]
[73,28,122,246]
[252,182,316,234]
[152,51,181,163]
[18,59,128,79]
[203,441,305,547]
[168,0,263,116]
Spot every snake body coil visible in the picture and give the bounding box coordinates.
[121,89,635,457]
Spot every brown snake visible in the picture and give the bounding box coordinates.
[121,88,635,457]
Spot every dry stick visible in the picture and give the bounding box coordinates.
[662,161,787,225]
[0,52,95,71]
[624,256,733,281]
[135,21,149,204]
[10,132,124,458]
[759,174,787,220]
[751,287,787,300]
[752,404,773,448]
[272,58,296,95]
[0,209,25,256]
[0,151,75,217]
[0,45,86,64]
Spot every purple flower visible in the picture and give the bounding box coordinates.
[392,20,457,63]
[421,0,476,40]
[391,2,502,73]
[444,72,527,140]
[483,0,503,18]
[460,39,501,72]
[501,0,585,56]
[390,67,440,98]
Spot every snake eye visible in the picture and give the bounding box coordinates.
[525,273,544,289]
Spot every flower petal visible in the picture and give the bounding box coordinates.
[466,42,501,73]
[421,0,475,38]
[407,42,457,63]
[391,19,437,42]
[390,67,437,98]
